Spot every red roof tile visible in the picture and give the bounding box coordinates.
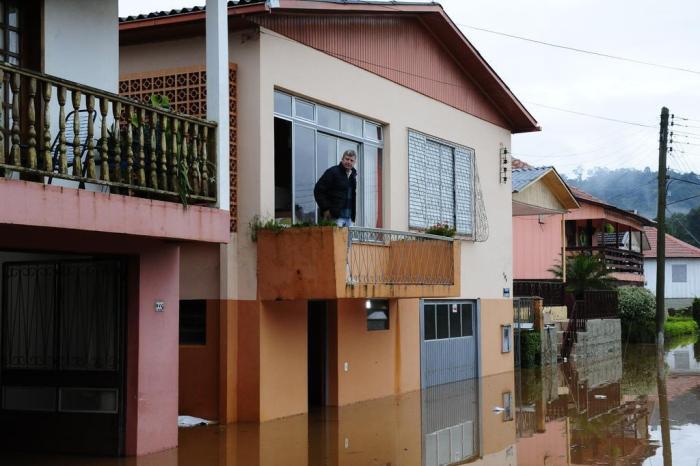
[643,226,700,258]
[511,158,534,169]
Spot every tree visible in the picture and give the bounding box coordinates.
[549,254,612,298]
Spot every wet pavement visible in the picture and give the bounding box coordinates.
[4,336,700,465]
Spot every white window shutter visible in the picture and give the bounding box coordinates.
[454,147,474,235]
[408,130,427,229]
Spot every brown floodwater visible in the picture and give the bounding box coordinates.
[3,336,699,466]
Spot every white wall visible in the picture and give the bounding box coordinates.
[44,0,119,92]
[644,257,700,299]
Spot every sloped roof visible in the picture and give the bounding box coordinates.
[119,0,539,133]
[643,226,700,258]
[512,166,549,193]
[567,185,654,226]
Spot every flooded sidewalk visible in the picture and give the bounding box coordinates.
[4,336,700,466]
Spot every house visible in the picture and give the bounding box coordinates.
[119,0,539,430]
[644,226,700,311]
[511,161,579,316]
[565,186,653,286]
[0,0,231,457]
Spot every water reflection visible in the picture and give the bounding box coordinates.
[5,336,700,466]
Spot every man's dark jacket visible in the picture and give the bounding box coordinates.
[314,163,357,222]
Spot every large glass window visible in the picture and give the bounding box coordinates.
[274,90,383,227]
[424,303,473,340]
[408,130,474,235]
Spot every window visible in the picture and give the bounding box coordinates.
[408,130,474,235]
[179,300,207,345]
[423,303,473,340]
[274,90,383,227]
[672,264,687,283]
[366,300,389,331]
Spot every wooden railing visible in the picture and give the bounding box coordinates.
[567,246,643,275]
[0,63,217,204]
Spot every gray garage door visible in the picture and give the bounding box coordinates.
[420,301,478,388]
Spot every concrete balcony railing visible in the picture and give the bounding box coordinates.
[0,63,217,204]
[257,226,461,300]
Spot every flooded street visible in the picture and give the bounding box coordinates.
[4,336,699,466]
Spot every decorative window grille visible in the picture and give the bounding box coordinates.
[409,130,474,236]
[119,65,239,231]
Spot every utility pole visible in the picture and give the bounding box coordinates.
[656,107,669,348]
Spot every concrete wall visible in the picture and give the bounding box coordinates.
[45,0,119,91]
[513,214,563,280]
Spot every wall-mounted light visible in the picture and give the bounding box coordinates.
[499,145,509,184]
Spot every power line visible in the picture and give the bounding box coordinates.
[520,101,655,127]
[667,193,700,206]
[458,24,700,76]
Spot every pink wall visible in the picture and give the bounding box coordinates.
[0,225,181,456]
[0,178,229,243]
[513,215,562,280]
[516,419,569,466]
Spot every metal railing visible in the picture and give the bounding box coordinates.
[346,227,455,285]
[0,63,217,204]
[513,297,535,325]
[513,280,565,306]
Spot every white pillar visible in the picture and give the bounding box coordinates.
[206,0,230,211]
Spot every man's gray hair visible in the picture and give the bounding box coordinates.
[342,149,357,159]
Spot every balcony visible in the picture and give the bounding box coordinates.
[0,63,217,204]
[256,226,460,300]
[567,246,644,282]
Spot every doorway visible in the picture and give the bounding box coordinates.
[0,257,127,455]
[308,300,328,408]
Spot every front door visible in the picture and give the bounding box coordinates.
[0,259,126,455]
[420,301,478,388]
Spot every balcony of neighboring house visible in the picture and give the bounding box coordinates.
[0,63,228,243]
[565,218,650,284]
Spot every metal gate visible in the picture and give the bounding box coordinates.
[420,300,478,388]
[0,259,126,455]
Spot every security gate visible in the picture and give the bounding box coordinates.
[0,259,126,455]
[420,300,478,388]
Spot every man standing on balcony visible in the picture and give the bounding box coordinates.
[314,150,357,227]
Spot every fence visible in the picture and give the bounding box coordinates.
[513,280,565,306]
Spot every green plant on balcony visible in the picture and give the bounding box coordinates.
[548,253,612,299]
[425,222,456,238]
[249,215,337,242]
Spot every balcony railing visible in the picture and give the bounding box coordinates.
[347,227,455,286]
[0,63,217,204]
[567,246,643,275]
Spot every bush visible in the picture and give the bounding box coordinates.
[664,318,698,338]
[618,287,656,322]
[622,319,656,343]
[425,223,456,237]
[693,298,700,325]
[519,331,541,368]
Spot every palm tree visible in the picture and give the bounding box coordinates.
[549,253,613,299]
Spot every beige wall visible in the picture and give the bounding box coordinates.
[180,243,220,300]
[121,28,514,302]
[480,299,515,377]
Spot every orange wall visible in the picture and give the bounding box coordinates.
[179,300,220,421]
[237,300,260,421]
[480,370,516,455]
[259,300,309,421]
[480,299,515,377]
[396,299,421,393]
[513,214,563,280]
[517,419,569,466]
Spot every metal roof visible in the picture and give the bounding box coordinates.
[120,1,265,23]
[512,166,551,193]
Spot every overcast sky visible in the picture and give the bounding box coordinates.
[119,0,700,177]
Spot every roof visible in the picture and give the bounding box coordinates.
[567,185,654,226]
[512,166,550,193]
[643,226,700,259]
[119,0,540,133]
[511,158,534,170]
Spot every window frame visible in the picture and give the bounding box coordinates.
[407,129,476,238]
[423,302,474,341]
[273,89,384,227]
[671,263,688,283]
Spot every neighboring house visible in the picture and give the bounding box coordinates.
[0,0,231,457]
[119,0,539,438]
[565,186,653,286]
[644,226,700,310]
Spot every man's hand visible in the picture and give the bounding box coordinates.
[322,210,331,220]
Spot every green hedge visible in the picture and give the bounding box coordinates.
[623,317,698,343]
[519,331,541,368]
